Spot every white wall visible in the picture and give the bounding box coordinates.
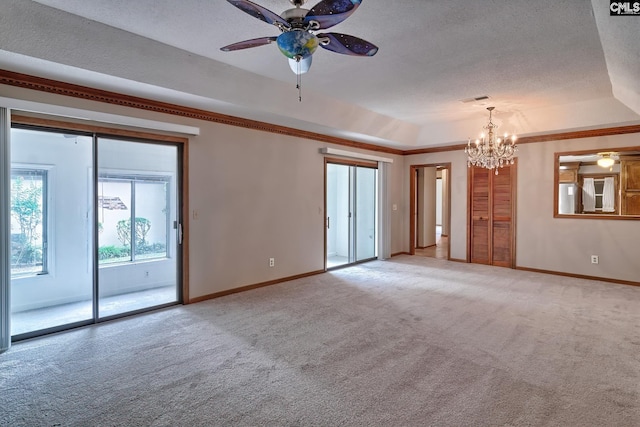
[516,134,640,282]
[407,134,640,282]
[187,122,405,297]
[2,84,407,301]
[7,82,637,297]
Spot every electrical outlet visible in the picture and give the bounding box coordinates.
[591,255,599,264]
[269,258,275,267]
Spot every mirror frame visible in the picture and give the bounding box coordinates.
[554,146,640,220]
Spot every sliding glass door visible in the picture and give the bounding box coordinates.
[9,126,182,339]
[97,138,179,318]
[10,128,95,336]
[326,162,377,268]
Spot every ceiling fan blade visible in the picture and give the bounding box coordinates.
[318,33,378,56]
[226,0,290,27]
[304,0,361,29]
[221,36,278,52]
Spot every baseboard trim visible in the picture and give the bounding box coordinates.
[391,252,411,257]
[449,258,467,263]
[188,269,326,304]
[516,266,640,287]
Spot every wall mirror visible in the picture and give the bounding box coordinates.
[555,147,640,219]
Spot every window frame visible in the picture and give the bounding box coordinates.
[9,165,50,278]
[97,172,172,266]
[578,173,619,214]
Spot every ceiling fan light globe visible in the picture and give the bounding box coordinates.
[288,56,312,74]
[277,31,318,59]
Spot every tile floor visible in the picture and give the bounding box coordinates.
[11,286,177,336]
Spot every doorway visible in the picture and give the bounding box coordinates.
[325,160,378,269]
[410,164,451,260]
[8,125,184,340]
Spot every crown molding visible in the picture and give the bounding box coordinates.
[404,125,640,155]
[0,69,404,156]
[1,69,638,156]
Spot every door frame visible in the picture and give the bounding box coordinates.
[409,163,452,259]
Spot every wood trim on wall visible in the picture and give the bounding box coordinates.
[391,252,411,257]
[323,158,328,271]
[189,269,326,304]
[404,125,640,155]
[3,70,639,158]
[410,166,417,256]
[516,266,640,288]
[0,69,404,156]
[324,156,378,169]
[11,114,188,144]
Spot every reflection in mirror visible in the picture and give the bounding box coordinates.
[556,148,640,218]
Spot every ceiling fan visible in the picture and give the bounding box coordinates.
[221,0,378,75]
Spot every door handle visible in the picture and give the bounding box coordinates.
[327,216,330,229]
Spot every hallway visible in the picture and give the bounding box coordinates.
[415,226,448,260]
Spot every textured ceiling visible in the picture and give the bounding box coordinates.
[0,0,639,148]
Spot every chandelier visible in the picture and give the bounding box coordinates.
[465,107,517,174]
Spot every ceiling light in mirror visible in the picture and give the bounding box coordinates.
[597,152,616,168]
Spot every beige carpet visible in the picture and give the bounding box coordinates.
[1,255,639,426]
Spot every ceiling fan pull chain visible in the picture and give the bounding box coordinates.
[297,59,302,102]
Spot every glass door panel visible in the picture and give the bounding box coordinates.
[97,138,179,318]
[326,163,377,269]
[326,163,350,268]
[355,167,377,261]
[10,128,94,336]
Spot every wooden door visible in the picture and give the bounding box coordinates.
[621,158,640,215]
[470,167,490,264]
[469,164,516,267]
[491,166,514,267]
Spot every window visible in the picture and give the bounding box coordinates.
[98,174,171,265]
[10,168,48,277]
[580,175,618,214]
